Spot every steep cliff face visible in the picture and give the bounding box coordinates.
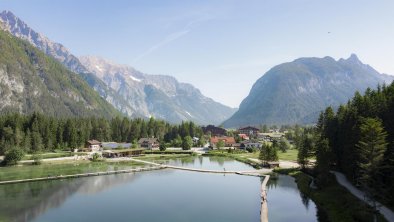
[80,56,237,124]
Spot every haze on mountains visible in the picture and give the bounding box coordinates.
[223,55,394,127]
[0,10,236,125]
[2,10,393,127]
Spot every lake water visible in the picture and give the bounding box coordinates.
[0,156,318,222]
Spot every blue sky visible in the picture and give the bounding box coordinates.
[1,0,394,107]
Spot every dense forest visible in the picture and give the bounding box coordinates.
[312,82,394,207]
[0,112,204,155]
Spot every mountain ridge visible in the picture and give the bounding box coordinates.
[0,10,236,124]
[0,28,119,118]
[223,54,394,127]
[79,55,237,125]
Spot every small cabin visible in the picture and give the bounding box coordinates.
[85,140,101,152]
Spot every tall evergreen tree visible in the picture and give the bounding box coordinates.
[356,118,388,213]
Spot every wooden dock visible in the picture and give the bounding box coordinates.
[261,175,270,222]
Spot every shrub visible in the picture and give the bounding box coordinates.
[91,153,102,162]
[159,143,167,151]
[32,153,42,165]
[4,148,24,165]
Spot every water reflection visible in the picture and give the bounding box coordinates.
[0,173,142,222]
[267,175,318,222]
[0,157,319,222]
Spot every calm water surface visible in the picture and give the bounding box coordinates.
[0,156,318,222]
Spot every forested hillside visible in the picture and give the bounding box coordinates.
[315,83,394,208]
[0,29,119,118]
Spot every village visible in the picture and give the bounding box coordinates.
[82,125,289,167]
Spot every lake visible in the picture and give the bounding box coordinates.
[0,156,318,222]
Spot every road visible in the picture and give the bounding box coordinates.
[331,171,394,222]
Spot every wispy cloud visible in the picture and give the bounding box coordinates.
[132,30,190,63]
[132,15,213,64]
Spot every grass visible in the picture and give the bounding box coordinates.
[205,148,298,164]
[277,149,298,161]
[0,161,146,181]
[275,168,387,222]
[22,152,88,160]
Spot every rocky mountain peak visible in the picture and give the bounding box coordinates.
[223,55,394,127]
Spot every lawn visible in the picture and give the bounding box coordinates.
[277,148,298,161]
[22,152,88,160]
[208,148,299,162]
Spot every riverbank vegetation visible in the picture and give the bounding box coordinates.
[274,168,387,222]
[290,83,394,218]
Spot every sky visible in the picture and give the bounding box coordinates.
[1,0,394,108]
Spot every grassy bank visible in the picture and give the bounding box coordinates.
[203,150,261,169]
[206,148,298,162]
[0,161,146,182]
[22,152,88,160]
[274,168,387,222]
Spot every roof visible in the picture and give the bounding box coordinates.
[239,126,260,131]
[86,140,101,145]
[103,148,144,153]
[210,136,236,144]
[138,138,159,143]
[101,142,132,149]
[258,133,285,138]
[238,134,250,139]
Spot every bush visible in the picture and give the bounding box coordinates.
[4,148,24,165]
[32,153,42,165]
[91,153,102,162]
[159,143,167,151]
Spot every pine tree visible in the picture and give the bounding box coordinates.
[356,118,388,214]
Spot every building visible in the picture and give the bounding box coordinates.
[138,138,160,149]
[101,142,133,149]
[102,149,144,158]
[239,126,260,136]
[258,133,285,142]
[238,134,250,141]
[210,136,236,148]
[202,125,227,136]
[244,142,262,149]
[85,140,101,152]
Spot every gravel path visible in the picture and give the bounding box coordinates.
[331,171,394,222]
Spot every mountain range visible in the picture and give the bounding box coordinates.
[0,10,236,124]
[0,27,118,118]
[223,54,394,127]
[1,10,393,127]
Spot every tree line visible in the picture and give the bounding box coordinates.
[297,82,394,209]
[0,113,205,155]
